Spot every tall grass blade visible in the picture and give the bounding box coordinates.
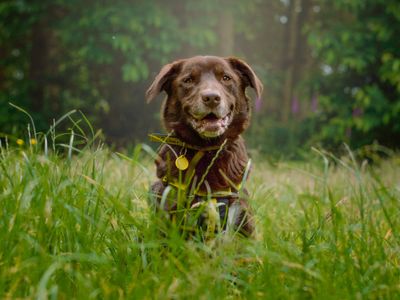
[9,102,37,140]
[68,130,74,160]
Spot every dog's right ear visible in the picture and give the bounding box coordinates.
[146,61,182,103]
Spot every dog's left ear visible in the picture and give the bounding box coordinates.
[146,60,183,103]
[225,57,263,99]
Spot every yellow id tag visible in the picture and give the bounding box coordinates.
[175,155,189,170]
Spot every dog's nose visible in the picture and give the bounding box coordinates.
[202,91,221,107]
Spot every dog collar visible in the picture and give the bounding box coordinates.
[149,133,225,151]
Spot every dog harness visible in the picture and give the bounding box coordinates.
[149,133,250,235]
[149,133,243,197]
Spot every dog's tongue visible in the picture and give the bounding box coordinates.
[201,114,224,131]
[201,118,223,131]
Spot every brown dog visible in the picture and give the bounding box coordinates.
[146,56,263,237]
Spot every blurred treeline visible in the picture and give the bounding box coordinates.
[1,0,399,155]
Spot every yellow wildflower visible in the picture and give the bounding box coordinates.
[16,139,24,146]
[30,138,37,145]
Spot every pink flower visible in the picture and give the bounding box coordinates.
[352,107,363,117]
[311,94,318,112]
[291,96,300,115]
[255,96,262,111]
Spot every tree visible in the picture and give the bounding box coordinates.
[307,0,400,148]
[0,0,263,145]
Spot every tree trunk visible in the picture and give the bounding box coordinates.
[217,9,234,56]
[281,0,301,122]
[29,17,49,113]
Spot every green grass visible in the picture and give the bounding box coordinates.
[1,139,399,299]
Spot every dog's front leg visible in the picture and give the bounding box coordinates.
[227,198,255,237]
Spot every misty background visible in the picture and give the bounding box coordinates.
[1,0,399,156]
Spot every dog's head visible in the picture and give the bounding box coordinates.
[146,56,263,143]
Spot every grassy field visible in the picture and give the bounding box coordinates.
[1,138,399,299]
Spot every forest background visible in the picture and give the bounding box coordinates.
[1,0,399,157]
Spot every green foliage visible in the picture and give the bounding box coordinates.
[1,0,399,154]
[1,132,399,298]
[307,0,400,149]
[0,1,200,136]
[0,0,265,144]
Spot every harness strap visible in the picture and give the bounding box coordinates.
[163,177,239,198]
[184,150,205,185]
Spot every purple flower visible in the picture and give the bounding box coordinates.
[352,107,363,117]
[255,96,262,111]
[291,96,300,115]
[311,94,318,112]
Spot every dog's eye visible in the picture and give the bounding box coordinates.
[222,75,231,81]
[183,77,193,84]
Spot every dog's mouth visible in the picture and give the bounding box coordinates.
[188,112,232,138]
